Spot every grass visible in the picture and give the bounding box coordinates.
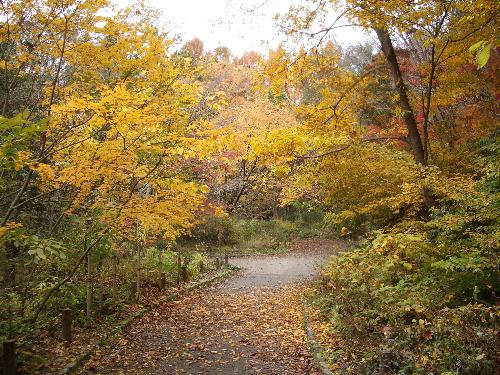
[178,216,327,256]
[220,218,325,255]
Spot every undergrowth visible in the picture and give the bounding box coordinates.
[309,136,499,374]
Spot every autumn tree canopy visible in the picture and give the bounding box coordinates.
[0,0,498,373]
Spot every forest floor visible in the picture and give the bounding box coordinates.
[78,238,344,374]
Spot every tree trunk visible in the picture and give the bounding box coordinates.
[374,28,426,166]
[374,28,438,210]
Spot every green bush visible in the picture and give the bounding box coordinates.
[284,201,326,224]
[190,216,239,245]
[313,136,500,373]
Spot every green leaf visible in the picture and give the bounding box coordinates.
[476,43,492,69]
[28,247,46,262]
[468,41,486,54]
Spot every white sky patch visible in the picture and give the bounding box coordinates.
[113,0,372,56]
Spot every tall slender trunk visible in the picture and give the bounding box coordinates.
[374,28,426,166]
[374,28,438,209]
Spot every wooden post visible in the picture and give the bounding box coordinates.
[158,250,163,289]
[176,254,181,285]
[4,241,18,287]
[112,254,118,302]
[3,340,16,375]
[199,261,204,273]
[62,308,72,345]
[130,281,137,302]
[182,267,188,282]
[160,272,166,290]
[86,250,92,321]
[135,243,141,302]
[224,253,229,265]
[379,351,391,375]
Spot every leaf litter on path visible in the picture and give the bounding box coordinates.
[82,284,319,374]
[81,239,341,374]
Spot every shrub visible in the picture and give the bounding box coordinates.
[190,216,239,245]
[313,136,500,373]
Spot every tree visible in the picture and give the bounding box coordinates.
[214,46,232,62]
[181,38,205,62]
[1,0,210,324]
[280,0,498,164]
[207,97,301,216]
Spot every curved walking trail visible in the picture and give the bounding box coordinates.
[81,239,341,374]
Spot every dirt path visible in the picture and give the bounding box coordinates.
[81,238,341,374]
[220,253,333,292]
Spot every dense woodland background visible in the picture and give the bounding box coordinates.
[0,0,498,373]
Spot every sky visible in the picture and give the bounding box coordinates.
[114,0,372,57]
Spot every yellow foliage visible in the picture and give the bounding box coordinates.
[0,0,209,243]
[0,222,22,239]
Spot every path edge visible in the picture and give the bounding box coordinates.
[302,300,334,375]
[60,266,238,374]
